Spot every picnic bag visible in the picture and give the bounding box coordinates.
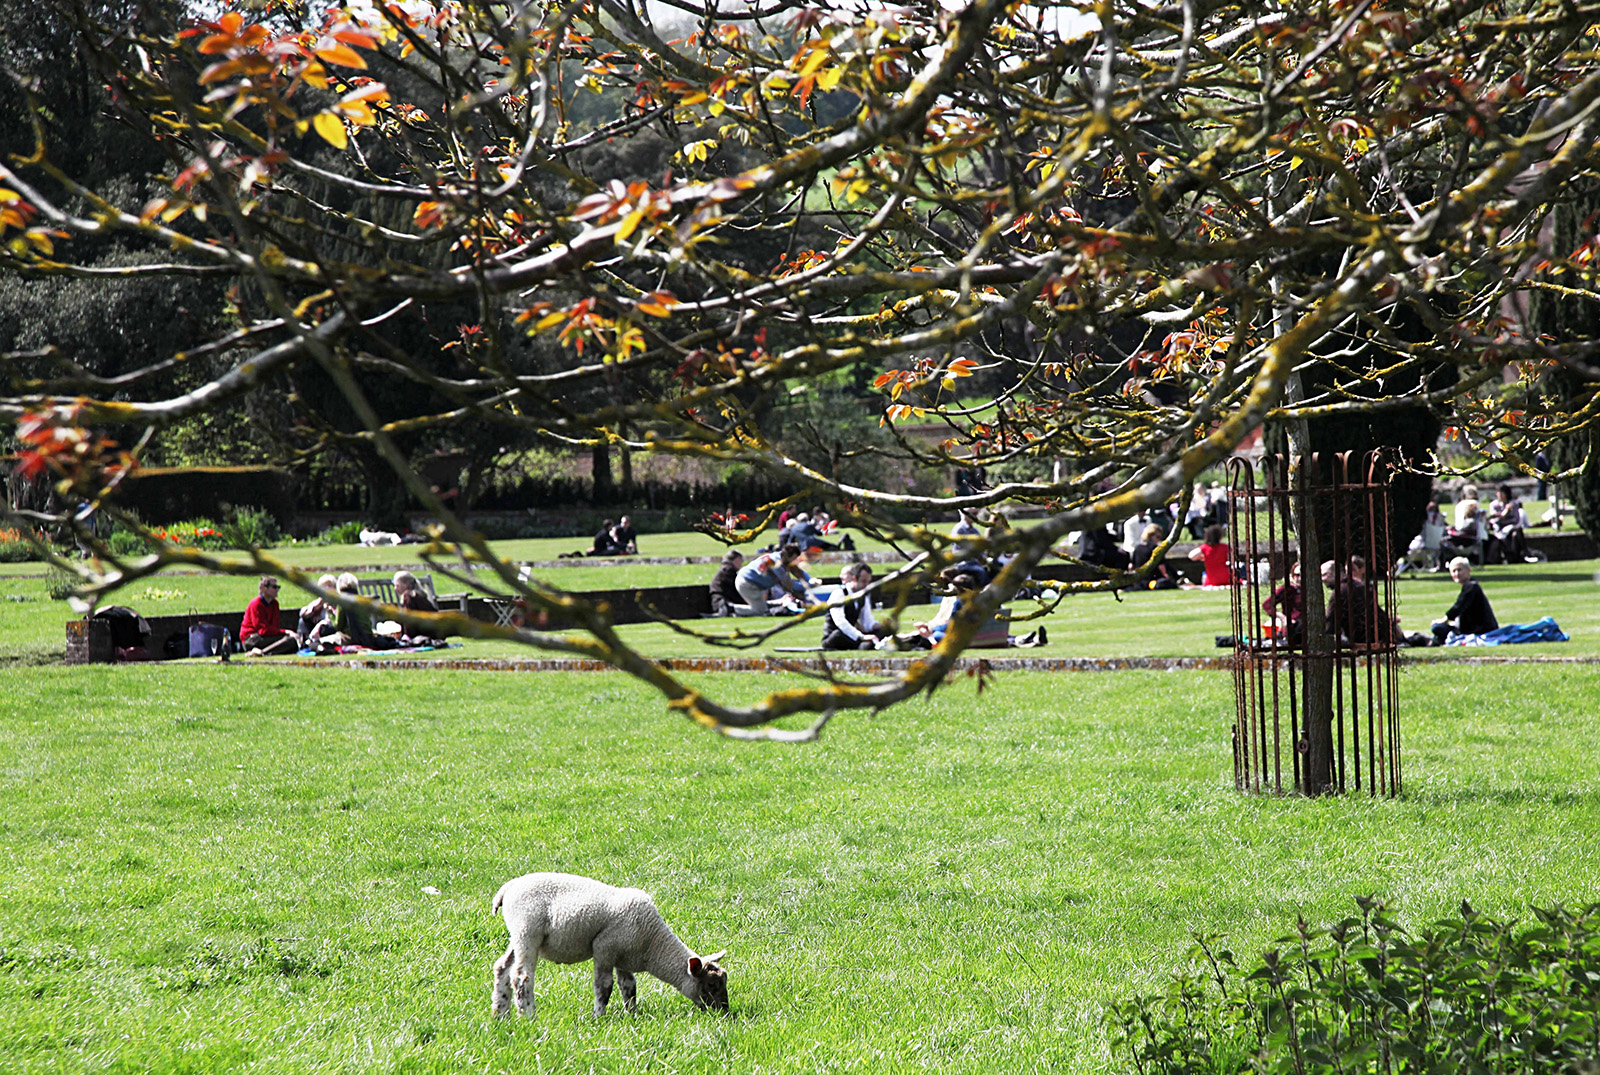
[188,620,232,658]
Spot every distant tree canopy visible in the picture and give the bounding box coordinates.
[4,0,1599,735]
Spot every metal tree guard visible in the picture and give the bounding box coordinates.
[1225,452,1402,797]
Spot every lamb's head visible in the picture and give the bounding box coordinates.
[687,951,729,1011]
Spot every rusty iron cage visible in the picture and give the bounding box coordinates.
[1225,452,1402,797]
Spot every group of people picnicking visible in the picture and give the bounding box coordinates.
[1402,483,1543,570]
[707,545,1045,649]
[239,570,445,657]
[703,476,1546,652]
[557,516,638,559]
[235,477,1552,658]
[1257,554,1494,649]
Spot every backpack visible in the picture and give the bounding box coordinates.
[93,606,150,649]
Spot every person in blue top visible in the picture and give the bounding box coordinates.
[734,542,812,615]
[897,569,1047,649]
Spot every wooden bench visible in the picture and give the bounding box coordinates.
[355,572,437,607]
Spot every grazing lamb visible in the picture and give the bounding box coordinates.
[491,872,729,1017]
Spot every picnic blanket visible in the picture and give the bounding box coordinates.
[298,642,462,656]
[1444,616,1569,647]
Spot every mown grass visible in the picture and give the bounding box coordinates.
[1,663,1597,1074]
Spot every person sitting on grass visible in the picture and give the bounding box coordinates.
[298,574,340,641]
[1486,485,1537,564]
[1261,560,1304,646]
[821,562,893,651]
[1131,523,1177,589]
[323,572,397,650]
[392,570,447,647]
[784,512,843,552]
[708,549,747,616]
[735,542,813,615]
[1184,524,1233,588]
[898,570,1047,649]
[612,515,638,555]
[558,520,618,559]
[1077,523,1132,570]
[241,576,300,656]
[393,570,437,613]
[1431,557,1499,646]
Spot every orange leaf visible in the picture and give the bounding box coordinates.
[636,291,679,317]
[332,29,379,48]
[414,201,445,228]
[316,42,368,69]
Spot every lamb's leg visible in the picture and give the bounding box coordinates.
[618,969,638,1013]
[511,950,539,1018]
[593,963,614,1016]
[491,944,517,1017]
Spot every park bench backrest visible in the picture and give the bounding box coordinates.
[355,573,436,606]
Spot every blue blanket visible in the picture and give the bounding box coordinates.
[1445,616,1569,647]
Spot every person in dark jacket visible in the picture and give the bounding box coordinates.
[612,516,638,554]
[708,549,745,616]
[1077,524,1131,570]
[1130,523,1176,588]
[821,562,888,650]
[558,520,619,558]
[1431,557,1499,644]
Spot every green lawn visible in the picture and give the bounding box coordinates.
[1,549,1596,666]
[1,664,1597,1074]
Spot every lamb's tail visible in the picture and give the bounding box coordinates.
[491,887,505,915]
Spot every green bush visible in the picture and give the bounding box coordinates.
[1109,897,1600,1075]
[0,541,37,562]
[219,505,281,549]
[103,529,148,557]
[44,564,78,600]
[310,520,363,546]
[0,536,39,562]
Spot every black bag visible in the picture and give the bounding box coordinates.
[188,622,232,658]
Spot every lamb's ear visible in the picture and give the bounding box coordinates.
[704,950,727,964]
[687,956,704,977]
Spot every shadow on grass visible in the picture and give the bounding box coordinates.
[1405,786,1600,808]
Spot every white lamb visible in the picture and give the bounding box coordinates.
[491,872,729,1017]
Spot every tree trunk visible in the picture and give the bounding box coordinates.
[362,457,411,532]
[1272,137,1337,793]
[592,441,614,503]
[1294,464,1337,795]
